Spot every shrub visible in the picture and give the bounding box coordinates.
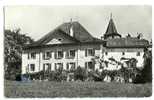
[74,66,88,81]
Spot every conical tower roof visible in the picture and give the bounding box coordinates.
[104,14,121,39]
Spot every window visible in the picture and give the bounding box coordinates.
[88,49,93,56]
[56,50,63,59]
[55,63,63,70]
[31,52,36,59]
[30,64,35,71]
[85,48,95,56]
[46,52,51,58]
[105,52,108,55]
[85,62,94,69]
[122,52,125,55]
[137,52,140,56]
[69,50,75,57]
[58,38,62,41]
[28,52,36,59]
[43,51,52,60]
[43,63,51,71]
[66,62,75,70]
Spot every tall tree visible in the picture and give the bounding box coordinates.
[4,28,34,80]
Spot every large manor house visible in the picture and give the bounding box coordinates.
[22,16,150,74]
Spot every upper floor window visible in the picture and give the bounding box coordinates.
[85,48,95,56]
[28,52,36,59]
[30,64,35,71]
[43,51,52,60]
[137,52,140,56]
[56,50,63,59]
[69,50,75,58]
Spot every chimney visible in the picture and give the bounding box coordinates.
[70,18,74,37]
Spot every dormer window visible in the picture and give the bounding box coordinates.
[58,38,62,41]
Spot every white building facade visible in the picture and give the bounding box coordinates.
[22,18,149,74]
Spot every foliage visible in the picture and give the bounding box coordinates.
[74,66,88,81]
[136,50,152,83]
[4,29,34,80]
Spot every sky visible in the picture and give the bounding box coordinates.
[4,6,152,41]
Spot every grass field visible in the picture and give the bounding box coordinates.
[4,80,152,97]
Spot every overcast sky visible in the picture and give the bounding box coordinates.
[4,6,152,41]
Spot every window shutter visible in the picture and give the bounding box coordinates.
[50,52,52,58]
[85,49,87,57]
[34,52,36,59]
[73,63,76,69]
[61,63,63,70]
[93,48,95,56]
[54,51,57,59]
[27,64,29,72]
[66,51,69,58]
[28,53,30,59]
[85,62,87,69]
[43,52,45,60]
[66,63,69,70]
[62,50,64,58]
[54,63,57,70]
[74,50,76,57]
[43,64,45,71]
[49,64,51,72]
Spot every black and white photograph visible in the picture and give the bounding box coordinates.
[3,5,152,97]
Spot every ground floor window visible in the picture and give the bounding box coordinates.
[55,63,63,70]
[85,61,94,70]
[43,63,51,71]
[66,62,76,70]
[30,64,35,71]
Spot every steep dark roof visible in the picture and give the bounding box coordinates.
[106,37,149,48]
[58,21,96,42]
[104,18,121,39]
[27,21,104,47]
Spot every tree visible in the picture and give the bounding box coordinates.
[140,49,152,83]
[4,29,34,80]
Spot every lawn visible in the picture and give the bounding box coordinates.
[4,80,152,97]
